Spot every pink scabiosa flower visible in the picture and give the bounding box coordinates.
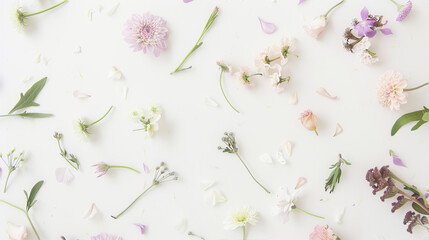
[271,67,291,93]
[299,110,319,135]
[390,0,412,22]
[377,71,408,110]
[123,13,168,57]
[91,233,123,240]
[309,225,338,240]
[235,68,261,88]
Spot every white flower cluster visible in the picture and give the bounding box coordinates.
[351,37,379,65]
[131,105,162,137]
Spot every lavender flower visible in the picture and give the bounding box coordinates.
[390,0,412,22]
[354,7,392,38]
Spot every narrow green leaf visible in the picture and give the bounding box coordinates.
[9,77,48,114]
[26,180,44,212]
[15,112,53,118]
[391,110,425,136]
[411,120,426,131]
[412,202,429,215]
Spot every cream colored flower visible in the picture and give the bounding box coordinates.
[274,37,297,65]
[254,48,277,75]
[224,206,258,230]
[377,71,408,110]
[303,16,327,39]
[299,110,319,135]
[7,222,27,240]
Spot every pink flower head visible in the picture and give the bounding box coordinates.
[299,110,318,135]
[91,233,123,240]
[377,71,408,110]
[396,1,412,22]
[235,68,256,88]
[92,162,110,177]
[309,225,337,240]
[123,13,168,57]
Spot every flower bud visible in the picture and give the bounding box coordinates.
[303,16,328,39]
[299,110,319,135]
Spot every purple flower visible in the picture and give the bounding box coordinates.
[390,149,406,167]
[396,0,412,22]
[354,7,392,38]
[91,233,123,240]
[123,13,168,57]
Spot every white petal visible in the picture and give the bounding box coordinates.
[55,168,74,183]
[289,92,298,105]
[21,75,31,83]
[275,150,287,164]
[284,141,292,156]
[107,2,120,16]
[174,218,188,232]
[116,85,128,99]
[73,90,91,99]
[88,9,93,21]
[7,222,27,240]
[335,207,345,224]
[294,177,307,189]
[259,153,273,163]
[108,66,123,80]
[82,203,97,219]
[200,180,215,191]
[204,97,218,107]
[333,123,343,137]
[34,53,41,64]
[73,46,81,53]
[205,189,227,206]
[316,87,337,100]
[42,57,48,66]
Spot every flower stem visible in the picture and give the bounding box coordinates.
[294,205,325,219]
[323,0,344,17]
[111,183,155,219]
[171,7,218,74]
[397,189,429,214]
[25,0,67,17]
[404,82,429,92]
[235,152,270,194]
[0,200,40,240]
[88,106,113,127]
[390,172,429,208]
[248,73,263,78]
[3,169,12,193]
[242,226,246,240]
[56,138,78,170]
[219,70,240,113]
[109,165,141,174]
[314,129,319,136]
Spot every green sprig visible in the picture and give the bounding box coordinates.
[391,106,429,136]
[325,154,351,193]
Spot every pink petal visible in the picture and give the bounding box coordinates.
[82,203,97,219]
[55,168,74,183]
[393,156,406,167]
[73,90,91,99]
[134,224,146,234]
[316,88,337,99]
[298,0,306,4]
[380,28,393,35]
[183,0,193,2]
[295,177,307,189]
[333,123,343,137]
[361,7,369,20]
[258,17,277,34]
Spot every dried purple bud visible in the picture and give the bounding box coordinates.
[391,195,408,213]
[379,165,391,178]
[404,211,414,224]
[407,213,420,233]
[380,178,397,202]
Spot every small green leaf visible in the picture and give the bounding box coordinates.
[9,78,48,114]
[391,110,425,136]
[15,112,53,118]
[422,112,429,122]
[412,202,429,215]
[26,180,44,212]
[411,120,426,131]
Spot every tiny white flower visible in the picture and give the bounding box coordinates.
[271,186,300,221]
[358,50,379,65]
[224,206,258,230]
[352,37,371,54]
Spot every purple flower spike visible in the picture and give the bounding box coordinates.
[134,224,146,234]
[396,1,412,22]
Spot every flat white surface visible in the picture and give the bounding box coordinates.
[1,0,429,239]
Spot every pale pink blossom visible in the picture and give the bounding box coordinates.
[309,225,338,240]
[123,13,168,57]
[299,110,319,135]
[6,222,27,240]
[254,48,277,75]
[235,68,258,88]
[303,16,327,39]
[92,162,110,177]
[377,71,408,110]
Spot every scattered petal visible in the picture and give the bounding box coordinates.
[333,123,343,137]
[380,28,393,35]
[82,203,97,219]
[275,150,287,164]
[73,46,81,53]
[295,177,307,189]
[200,180,215,191]
[134,223,146,235]
[142,163,150,174]
[258,17,277,34]
[183,0,194,2]
[204,97,218,107]
[56,168,75,183]
[108,66,123,80]
[107,2,120,16]
[284,141,292,156]
[316,88,337,99]
[335,207,345,224]
[298,0,306,4]
[392,156,406,167]
[73,90,91,99]
[34,54,41,64]
[259,153,273,163]
[88,9,93,21]
[205,188,227,206]
[289,92,298,105]
[22,75,31,82]
[7,222,27,240]
[42,57,48,66]
[174,218,188,232]
[116,85,128,99]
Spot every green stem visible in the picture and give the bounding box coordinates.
[25,0,67,17]
[219,70,240,113]
[109,165,141,174]
[3,170,12,193]
[404,82,429,92]
[235,152,270,194]
[242,226,246,240]
[323,0,344,17]
[397,189,429,214]
[88,106,113,127]
[294,205,325,219]
[56,139,78,170]
[247,73,263,78]
[111,184,155,219]
[170,7,218,74]
[0,200,40,240]
[390,173,429,208]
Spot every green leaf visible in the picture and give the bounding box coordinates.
[15,112,53,118]
[9,78,48,114]
[26,180,44,212]
[411,120,426,131]
[412,202,429,215]
[422,112,429,122]
[391,109,426,136]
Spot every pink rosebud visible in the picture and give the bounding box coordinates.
[303,16,327,39]
[299,110,319,135]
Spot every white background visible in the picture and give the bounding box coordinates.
[1,0,429,239]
